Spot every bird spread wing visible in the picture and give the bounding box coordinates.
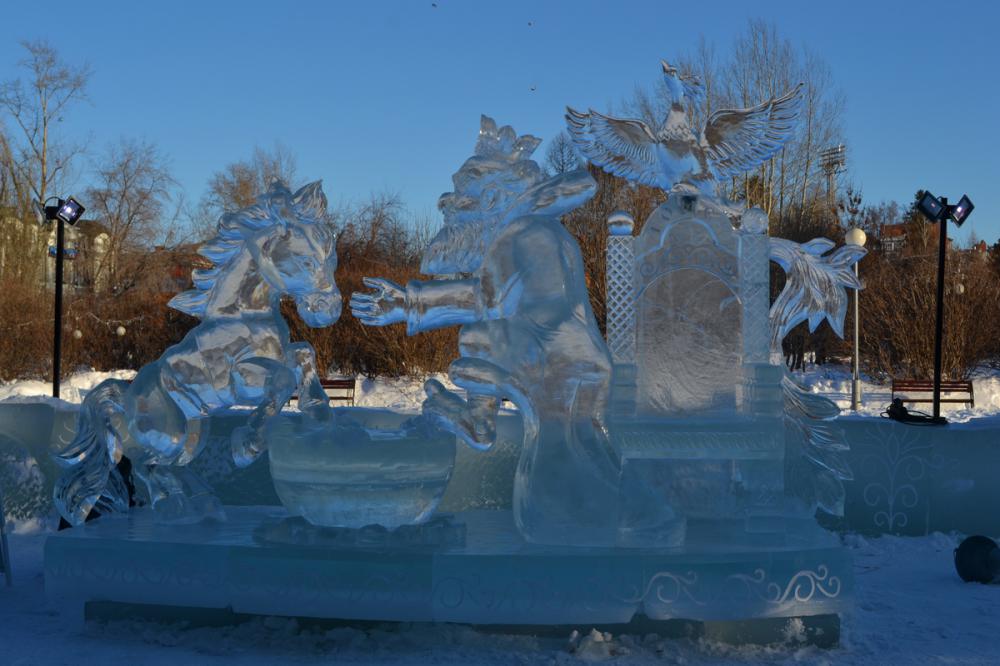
[565,107,662,188]
[702,83,803,180]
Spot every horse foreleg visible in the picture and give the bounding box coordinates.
[230,359,297,467]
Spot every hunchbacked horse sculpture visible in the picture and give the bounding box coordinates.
[54,181,341,525]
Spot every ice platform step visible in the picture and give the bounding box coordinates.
[45,507,851,628]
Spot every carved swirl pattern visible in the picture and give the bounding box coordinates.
[619,570,705,606]
[858,424,942,532]
[729,565,842,605]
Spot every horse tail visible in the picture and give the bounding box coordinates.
[53,379,131,526]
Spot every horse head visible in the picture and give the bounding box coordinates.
[248,181,341,327]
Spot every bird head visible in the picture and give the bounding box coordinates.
[660,60,686,105]
[660,60,706,108]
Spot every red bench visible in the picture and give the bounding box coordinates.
[891,379,975,408]
[291,378,356,406]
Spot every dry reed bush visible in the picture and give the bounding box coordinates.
[0,278,54,380]
[0,283,197,381]
[61,291,197,373]
[858,252,1000,380]
[2,179,997,386]
[285,258,458,379]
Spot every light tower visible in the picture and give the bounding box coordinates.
[820,145,847,208]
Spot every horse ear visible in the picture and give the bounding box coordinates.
[292,181,327,220]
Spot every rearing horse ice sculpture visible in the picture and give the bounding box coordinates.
[54,181,341,526]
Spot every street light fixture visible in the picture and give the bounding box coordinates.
[55,197,85,225]
[845,227,867,411]
[915,190,975,423]
[37,195,86,399]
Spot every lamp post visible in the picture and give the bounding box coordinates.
[36,197,86,398]
[915,191,975,423]
[845,227,867,411]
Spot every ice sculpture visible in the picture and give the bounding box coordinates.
[567,60,802,198]
[53,181,341,526]
[577,61,861,524]
[351,116,642,546]
[266,413,456,530]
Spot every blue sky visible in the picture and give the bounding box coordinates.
[1,0,998,243]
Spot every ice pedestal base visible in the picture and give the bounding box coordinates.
[45,507,851,643]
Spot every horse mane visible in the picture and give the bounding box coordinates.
[168,180,329,318]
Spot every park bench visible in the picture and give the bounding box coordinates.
[890,378,975,409]
[290,378,356,407]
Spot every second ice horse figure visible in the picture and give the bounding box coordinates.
[54,181,341,526]
[352,116,652,546]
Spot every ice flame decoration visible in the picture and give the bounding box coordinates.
[768,236,865,517]
[768,237,866,349]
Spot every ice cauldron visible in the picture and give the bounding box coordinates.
[46,62,860,645]
[266,412,455,530]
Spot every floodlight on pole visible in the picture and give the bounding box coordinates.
[56,197,85,225]
[38,195,86,399]
[915,189,975,424]
[820,144,847,207]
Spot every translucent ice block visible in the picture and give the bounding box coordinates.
[266,415,456,529]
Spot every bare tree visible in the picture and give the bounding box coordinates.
[188,144,298,240]
[0,40,90,205]
[544,131,582,175]
[85,139,176,293]
[615,20,844,220]
[205,144,297,212]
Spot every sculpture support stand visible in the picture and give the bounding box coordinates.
[45,506,850,645]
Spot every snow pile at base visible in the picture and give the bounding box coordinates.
[0,369,136,407]
[0,369,492,417]
[0,369,453,414]
[352,373,456,413]
[5,530,1000,664]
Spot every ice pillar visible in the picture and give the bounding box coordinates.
[606,211,637,417]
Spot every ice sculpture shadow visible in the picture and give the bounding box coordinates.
[54,181,341,526]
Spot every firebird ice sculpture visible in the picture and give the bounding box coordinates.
[566,60,802,197]
[54,181,340,526]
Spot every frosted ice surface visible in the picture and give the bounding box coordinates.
[53,182,341,526]
[633,195,742,416]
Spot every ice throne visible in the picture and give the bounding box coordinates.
[607,200,786,546]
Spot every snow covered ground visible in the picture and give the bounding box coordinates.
[2,367,1000,663]
[793,364,1000,422]
[3,529,999,664]
[7,365,1000,422]
[3,363,999,420]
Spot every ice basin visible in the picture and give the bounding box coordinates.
[266,411,456,529]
